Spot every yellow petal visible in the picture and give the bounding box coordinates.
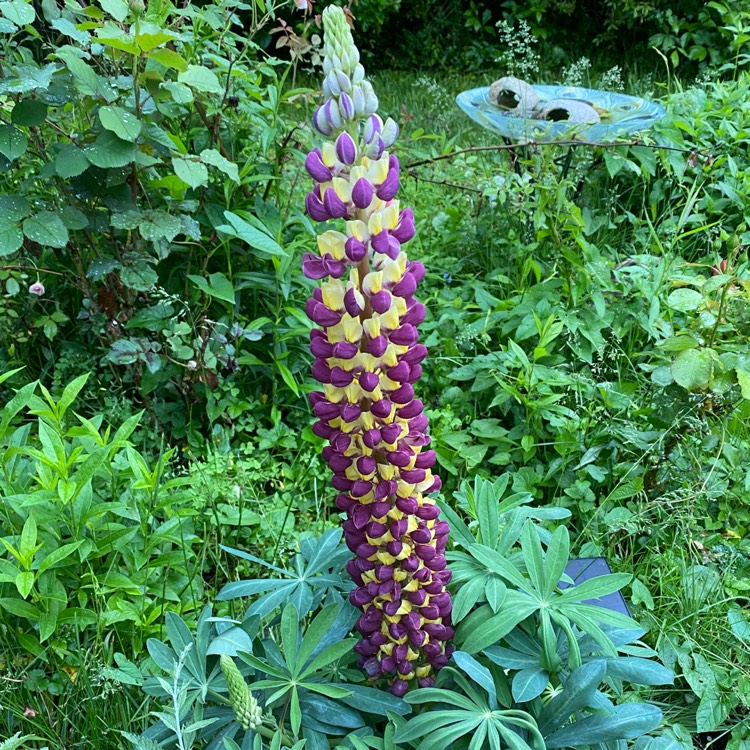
[363,318,381,338]
[318,230,348,260]
[363,271,383,295]
[321,142,337,167]
[382,201,400,229]
[321,280,345,310]
[346,219,368,242]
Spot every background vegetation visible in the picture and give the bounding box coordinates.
[0,0,749,747]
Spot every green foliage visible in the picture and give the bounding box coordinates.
[0,371,202,659]
[0,0,313,442]
[130,478,672,750]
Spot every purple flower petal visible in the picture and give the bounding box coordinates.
[305,148,333,182]
[323,188,349,219]
[336,131,357,165]
[359,371,379,391]
[369,289,391,314]
[345,236,367,262]
[352,177,374,209]
[376,167,400,201]
[392,208,415,243]
[305,191,330,222]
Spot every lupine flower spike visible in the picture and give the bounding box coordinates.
[220,655,262,730]
[303,6,453,696]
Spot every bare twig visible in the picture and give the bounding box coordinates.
[404,139,704,170]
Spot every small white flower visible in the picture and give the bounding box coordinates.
[29,281,45,296]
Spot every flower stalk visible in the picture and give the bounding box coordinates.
[302,6,453,696]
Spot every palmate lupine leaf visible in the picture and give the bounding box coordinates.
[395,654,546,750]
[217,528,352,618]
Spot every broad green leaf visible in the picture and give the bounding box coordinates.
[671,348,712,390]
[695,695,727,732]
[135,30,175,51]
[85,131,136,168]
[217,211,286,257]
[172,157,208,189]
[667,288,703,312]
[23,212,68,249]
[147,47,188,71]
[512,668,549,702]
[56,51,115,101]
[0,218,23,256]
[99,105,142,142]
[544,703,662,747]
[187,272,236,304]
[11,99,47,126]
[0,125,28,160]
[200,148,240,183]
[0,0,34,25]
[36,541,84,574]
[0,597,40,620]
[55,144,90,178]
[99,0,128,21]
[459,595,539,653]
[15,571,34,598]
[736,368,750,400]
[177,64,223,94]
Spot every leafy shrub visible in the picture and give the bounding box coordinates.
[0,0,313,442]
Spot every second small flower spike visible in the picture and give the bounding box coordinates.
[303,5,453,696]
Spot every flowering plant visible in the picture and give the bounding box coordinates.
[301,5,453,696]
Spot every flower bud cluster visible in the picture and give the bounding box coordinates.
[220,655,262,730]
[303,6,453,697]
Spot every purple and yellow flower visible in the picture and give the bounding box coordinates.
[302,6,453,696]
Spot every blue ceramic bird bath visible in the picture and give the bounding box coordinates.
[456,84,666,142]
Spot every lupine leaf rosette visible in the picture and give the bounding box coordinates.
[302,6,454,697]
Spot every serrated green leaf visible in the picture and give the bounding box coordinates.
[147,47,188,71]
[99,0,128,22]
[11,99,47,126]
[187,272,235,304]
[199,148,240,183]
[177,64,223,94]
[0,218,23,257]
[0,0,34,25]
[172,157,208,189]
[99,105,142,142]
[671,348,713,390]
[85,131,136,168]
[0,125,28,160]
[23,212,69,249]
[55,144,90,178]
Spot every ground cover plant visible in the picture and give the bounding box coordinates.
[1,0,750,748]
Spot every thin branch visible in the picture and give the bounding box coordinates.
[404,139,705,170]
[406,170,483,194]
